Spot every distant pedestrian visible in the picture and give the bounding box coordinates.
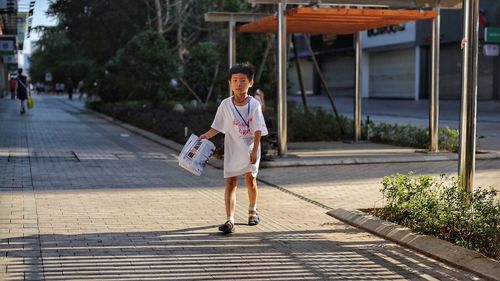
[249,83,266,112]
[9,76,16,100]
[200,62,268,234]
[66,78,74,100]
[35,82,43,94]
[16,69,28,114]
[77,80,84,100]
[249,83,272,159]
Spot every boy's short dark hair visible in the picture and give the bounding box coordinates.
[229,62,254,81]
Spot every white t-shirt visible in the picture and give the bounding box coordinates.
[211,96,268,178]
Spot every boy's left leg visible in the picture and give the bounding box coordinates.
[224,176,238,223]
[245,172,259,225]
[219,177,238,234]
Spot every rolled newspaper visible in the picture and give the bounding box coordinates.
[178,134,215,176]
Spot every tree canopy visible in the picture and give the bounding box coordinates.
[30,0,276,106]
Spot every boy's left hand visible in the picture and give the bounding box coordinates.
[250,150,258,164]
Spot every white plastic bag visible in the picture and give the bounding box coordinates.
[178,134,215,176]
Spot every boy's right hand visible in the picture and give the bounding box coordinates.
[199,128,219,140]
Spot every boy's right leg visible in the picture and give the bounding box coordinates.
[245,173,259,225]
[219,177,238,234]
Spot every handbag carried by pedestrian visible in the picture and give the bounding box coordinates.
[27,95,34,109]
[17,79,34,109]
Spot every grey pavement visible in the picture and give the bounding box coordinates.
[0,95,496,280]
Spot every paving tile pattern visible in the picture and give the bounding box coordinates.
[0,96,483,280]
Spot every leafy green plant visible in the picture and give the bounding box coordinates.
[180,42,225,104]
[88,100,220,145]
[287,103,353,141]
[439,126,459,152]
[110,30,175,105]
[369,123,428,148]
[287,104,459,151]
[368,122,459,151]
[375,173,499,259]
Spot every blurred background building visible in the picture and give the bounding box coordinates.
[0,0,34,95]
[290,0,500,100]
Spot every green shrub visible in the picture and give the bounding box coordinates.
[180,42,225,103]
[369,123,428,148]
[287,104,460,150]
[287,103,353,141]
[439,126,459,152]
[110,30,175,105]
[368,122,459,151]
[375,173,499,260]
[88,100,224,153]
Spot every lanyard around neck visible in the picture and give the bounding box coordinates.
[232,97,251,128]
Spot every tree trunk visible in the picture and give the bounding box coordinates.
[154,0,163,33]
[178,77,202,103]
[255,34,273,83]
[176,0,184,61]
[205,61,220,104]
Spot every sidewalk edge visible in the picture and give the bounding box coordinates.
[84,107,497,169]
[88,109,225,169]
[327,208,500,281]
[260,152,500,168]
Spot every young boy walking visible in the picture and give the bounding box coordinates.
[200,63,268,234]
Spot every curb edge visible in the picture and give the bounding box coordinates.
[327,208,500,281]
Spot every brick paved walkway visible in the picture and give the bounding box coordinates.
[0,96,485,280]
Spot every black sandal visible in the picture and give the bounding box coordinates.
[248,213,260,226]
[218,220,235,234]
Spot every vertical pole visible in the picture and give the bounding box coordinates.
[459,0,479,193]
[354,32,362,142]
[228,20,236,96]
[494,57,500,100]
[430,2,441,152]
[277,1,287,156]
[303,34,345,136]
[415,46,421,101]
[291,34,309,113]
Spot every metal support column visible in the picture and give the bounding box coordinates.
[430,3,441,152]
[459,0,480,192]
[229,20,236,69]
[228,20,236,96]
[277,1,287,156]
[354,32,362,142]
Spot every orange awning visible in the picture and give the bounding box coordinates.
[237,7,437,35]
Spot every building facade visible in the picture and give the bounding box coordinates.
[289,1,500,100]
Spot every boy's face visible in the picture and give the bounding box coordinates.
[229,73,253,97]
